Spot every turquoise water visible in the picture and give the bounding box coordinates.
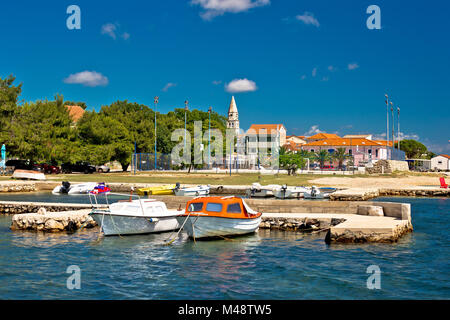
[0,197,449,299]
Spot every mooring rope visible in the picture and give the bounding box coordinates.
[165,213,192,245]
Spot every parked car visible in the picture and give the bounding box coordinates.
[61,162,96,174]
[36,163,61,174]
[5,159,35,171]
[322,165,335,170]
[96,165,110,173]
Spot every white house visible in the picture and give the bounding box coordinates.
[431,155,450,171]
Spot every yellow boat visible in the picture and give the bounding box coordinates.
[137,185,176,196]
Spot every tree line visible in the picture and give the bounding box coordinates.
[0,75,227,171]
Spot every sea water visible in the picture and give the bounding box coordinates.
[0,197,448,299]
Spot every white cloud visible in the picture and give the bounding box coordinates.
[321,76,329,82]
[162,82,177,92]
[312,67,317,77]
[64,71,109,87]
[373,132,420,141]
[296,12,320,27]
[304,125,323,136]
[191,0,270,20]
[300,75,307,80]
[101,23,130,40]
[328,65,337,72]
[212,80,222,85]
[101,23,117,39]
[348,63,359,70]
[225,78,257,93]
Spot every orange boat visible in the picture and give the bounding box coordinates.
[176,196,262,239]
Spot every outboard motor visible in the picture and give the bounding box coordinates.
[175,182,181,190]
[61,181,71,194]
[281,185,288,199]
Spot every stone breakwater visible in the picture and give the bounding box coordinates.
[10,209,97,232]
[0,201,92,215]
[330,187,450,201]
[260,216,346,232]
[0,181,36,192]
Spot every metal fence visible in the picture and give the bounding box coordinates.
[131,153,172,171]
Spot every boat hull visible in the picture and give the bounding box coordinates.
[90,211,181,236]
[174,188,209,197]
[177,215,261,239]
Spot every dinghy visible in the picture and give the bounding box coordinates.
[173,183,209,197]
[137,184,175,196]
[246,183,280,198]
[176,196,262,239]
[89,195,182,236]
[303,186,330,199]
[12,170,46,181]
[52,181,97,195]
[273,185,309,199]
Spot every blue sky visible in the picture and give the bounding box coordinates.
[1,0,449,153]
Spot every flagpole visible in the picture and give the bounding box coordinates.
[154,96,159,171]
[385,94,389,160]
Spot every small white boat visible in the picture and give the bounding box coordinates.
[52,181,97,195]
[273,185,309,199]
[90,198,182,236]
[303,186,330,199]
[246,183,280,198]
[174,183,209,197]
[176,196,262,239]
[12,170,46,181]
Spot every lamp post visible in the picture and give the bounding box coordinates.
[184,100,188,154]
[397,106,401,153]
[390,101,394,160]
[154,96,159,170]
[385,94,389,160]
[208,106,212,170]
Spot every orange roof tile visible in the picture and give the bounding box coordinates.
[65,105,85,123]
[307,133,341,140]
[439,154,450,159]
[248,124,286,134]
[302,138,387,147]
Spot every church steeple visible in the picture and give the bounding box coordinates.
[227,96,239,135]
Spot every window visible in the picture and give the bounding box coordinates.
[227,203,242,213]
[188,202,203,212]
[349,149,352,156]
[206,202,223,212]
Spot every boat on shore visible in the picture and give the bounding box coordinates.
[176,196,262,239]
[174,183,209,197]
[137,185,175,196]
[246,183,280,198]
[12,170,46,181]
[90,194,182,236]
[273,185,309,199]
[303,186,330,199]
[52,181,97,195]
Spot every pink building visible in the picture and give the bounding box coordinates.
[301,137,391,166]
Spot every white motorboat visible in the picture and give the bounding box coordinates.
[52,181,97,195]
[12,169,46,181]
[90,197,182,236]
[303,186,330,199]
[246,183,280,198]
[174,183,210,197]
[273,185,309,199]
[176,196,262,239]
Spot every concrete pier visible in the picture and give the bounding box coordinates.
[330,186,450,201]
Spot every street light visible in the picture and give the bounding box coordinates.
[184,100,189,155]
[397,106,401,153]
[208,106,212,170]
[154,96,159,170]
[385,94,389,159]
[390,101,394,160]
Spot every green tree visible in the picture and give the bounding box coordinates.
[315,149,331,169]
[332,147,351,170]
[396,139,429,159]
